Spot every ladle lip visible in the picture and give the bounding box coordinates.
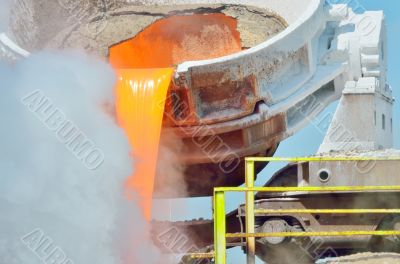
[176,0,321,73]
[3,0,321,64]
[0,32,30,58]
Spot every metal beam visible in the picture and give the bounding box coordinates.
[215,185,400,193]
[212,157,400,262]
[254,209,400,214]
[214,190,226,264]
[245,156,400,162]
[245,160,256,264]
[226,230,400,238]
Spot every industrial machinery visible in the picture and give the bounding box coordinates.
[147,1,399,263]
[2,0,399,263]
[5,0,393,198]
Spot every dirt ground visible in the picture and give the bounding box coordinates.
[321,252,400,263]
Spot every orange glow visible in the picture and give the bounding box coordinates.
[109,13,242,69]
[114,68,174,220]
[110,13,242,220]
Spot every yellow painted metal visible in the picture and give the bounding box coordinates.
[212,156,400,264]
[245,160,256,264]
[215,185,400,193]
[214,190,226,264]
[254,209,400,214]
[246,156,400,162]
[226,230,400,238]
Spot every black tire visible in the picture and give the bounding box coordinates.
[370,215,400,253]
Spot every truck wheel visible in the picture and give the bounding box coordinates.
[370,215,400,252]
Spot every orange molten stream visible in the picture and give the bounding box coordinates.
[111,13,242,220]
[114,68,173,220]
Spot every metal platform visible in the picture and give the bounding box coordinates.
[189,156,400,264]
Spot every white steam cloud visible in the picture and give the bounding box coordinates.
[0,0,12,31]
[0,51,162,264]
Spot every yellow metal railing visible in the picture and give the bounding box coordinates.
[212,156,400,264]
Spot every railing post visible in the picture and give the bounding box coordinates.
[214,190,226,264]
[245,159,256,264]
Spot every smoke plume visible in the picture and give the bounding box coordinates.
[0,51,162,264]
[0,0,12,31]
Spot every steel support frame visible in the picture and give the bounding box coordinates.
[212,156,400,264]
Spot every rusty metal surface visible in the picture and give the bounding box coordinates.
[176,113,285,164]
[154,143,278,197]
[169,46,309,126]
[154,108,285,197]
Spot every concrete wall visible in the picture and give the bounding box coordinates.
[319,77,394,153]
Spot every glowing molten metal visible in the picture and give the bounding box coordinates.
[110,13,242,220]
